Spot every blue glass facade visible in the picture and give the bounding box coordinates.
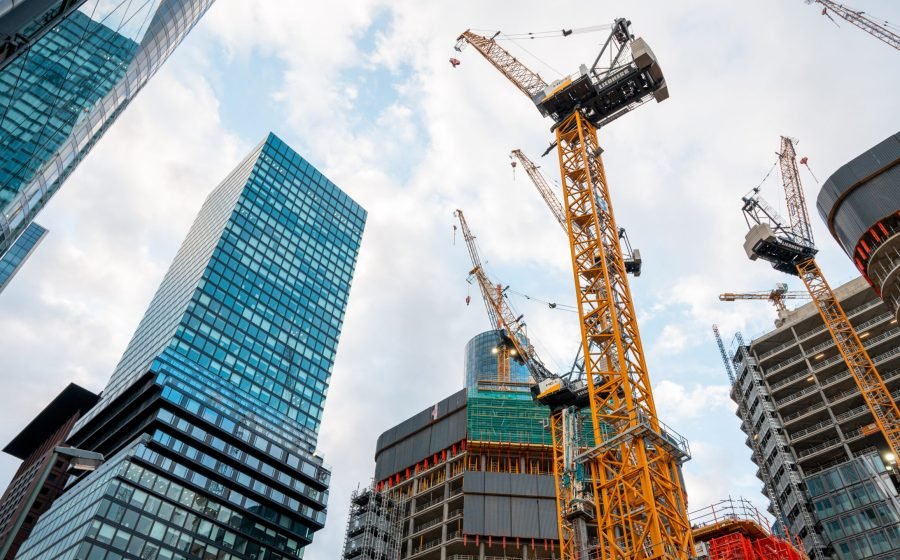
[14,133,366,559]
[805,453,900,559]
[0,0,216,279]
[0,220,45,293]
[463,330,531,392]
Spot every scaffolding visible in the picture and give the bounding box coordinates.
[690,498,805,560]
[342,485,407,560]
[733,332,824,559]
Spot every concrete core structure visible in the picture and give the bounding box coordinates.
[817,132,900,321]
[731,276,900,560]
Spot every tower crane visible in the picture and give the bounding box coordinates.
[719,284,810,312]
[742,137,900,491]
[454,209,594,558]
[807,0,900,51]
[511,149,642,276]
[456,19,693,560]
[719,283,812,327]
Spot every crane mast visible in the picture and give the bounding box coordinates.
[742,137,900,486]
[458,23,692,560]
[809,0,900,51]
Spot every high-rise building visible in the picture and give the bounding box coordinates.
[817,132,900,322]
[0,0,217,287]
[0,221,45,293]
[729,276,900,560]
[11,133,366,559]
[0,1,90,71]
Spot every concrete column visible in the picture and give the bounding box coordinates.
[522,542,528,559]
[479,541,486,560]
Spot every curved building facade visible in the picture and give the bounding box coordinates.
[463,330,531,391]
[817,133,900,320]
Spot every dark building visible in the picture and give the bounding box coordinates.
[0,383,98,559]
[730,276,900,560]
[12,133,366,559]
[817,132,900,321]
[0,0,217,291]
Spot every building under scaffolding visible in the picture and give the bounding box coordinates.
[343,487,407,560]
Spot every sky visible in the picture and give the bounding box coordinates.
[0,0,898,557]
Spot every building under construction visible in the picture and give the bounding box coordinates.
[342,330,600,560]
[728,276,900,560]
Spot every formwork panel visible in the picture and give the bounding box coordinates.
[511,497,541,537]
[484,495,512,535]
[463,494,485,534]
[535,474,555,497]
[464,471,485,493]
[484,472,512,495]
[509,473,539,496]
[537,498,559,539]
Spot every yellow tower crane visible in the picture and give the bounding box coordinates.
[454,209,594,558]
[456,20,692,560]
[742,136,900,480]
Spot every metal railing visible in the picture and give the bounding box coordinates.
[789,419,837,441]
[797,438,842,459]
[775,384,819,407]
[770,368,815,391]
[412,516,444,535]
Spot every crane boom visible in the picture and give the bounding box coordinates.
[511,149,567,232]
[455,31,548,100]
[454,209,552,383]
[454,209,590,560]
[779,137,815,246]
[511,148,643,276]
[810,0,900,51]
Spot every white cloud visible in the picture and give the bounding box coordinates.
[654,380,733,423]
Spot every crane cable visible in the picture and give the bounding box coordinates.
[470,24,613,41]
[507,288,578,313]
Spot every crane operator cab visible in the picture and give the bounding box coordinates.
[533,19,668,128]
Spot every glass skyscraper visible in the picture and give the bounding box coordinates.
[0,0,216,285]
[12,133,367,559]
[0,221,45,293]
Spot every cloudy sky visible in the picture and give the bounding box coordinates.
[1,0,898,556]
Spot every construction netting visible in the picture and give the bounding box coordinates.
[466,389,599,447]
